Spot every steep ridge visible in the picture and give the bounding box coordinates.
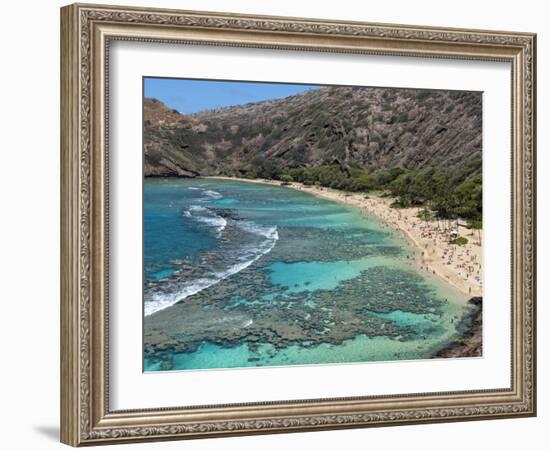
[144,85,482,181]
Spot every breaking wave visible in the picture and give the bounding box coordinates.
[183,205,227,235]
[144,218,278,317]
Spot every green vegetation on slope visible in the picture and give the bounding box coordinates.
[245,163,482,222]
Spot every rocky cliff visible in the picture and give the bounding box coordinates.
[144,86,482,179]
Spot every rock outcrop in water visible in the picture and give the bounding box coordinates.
[144,86,482,178]
[434,297,482,358]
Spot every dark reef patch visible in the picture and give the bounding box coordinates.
[144,264,452,369]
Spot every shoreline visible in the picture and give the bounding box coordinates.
[207,176,483,299]
[434,297,482,358]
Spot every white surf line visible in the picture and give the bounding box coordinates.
[144,227,279,316]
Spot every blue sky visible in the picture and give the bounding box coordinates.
[144,78,319,114]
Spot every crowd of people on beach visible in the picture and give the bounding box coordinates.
[358,196,483,297]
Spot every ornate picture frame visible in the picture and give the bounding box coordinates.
[60,3,536,446]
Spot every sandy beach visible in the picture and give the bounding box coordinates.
[210,176,483,299]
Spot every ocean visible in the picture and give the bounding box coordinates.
[143,178,470,371]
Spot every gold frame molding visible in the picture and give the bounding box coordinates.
[60,3,537,446]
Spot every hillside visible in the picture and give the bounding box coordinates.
[144,85,482,219]
[144,86,481,176]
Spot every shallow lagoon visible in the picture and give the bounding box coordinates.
[143,178,470,371]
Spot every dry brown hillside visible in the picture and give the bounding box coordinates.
[143,86,482,181]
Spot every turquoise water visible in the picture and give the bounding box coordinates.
[143,178,469,371]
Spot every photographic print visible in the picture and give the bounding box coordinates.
[143,78,483,372]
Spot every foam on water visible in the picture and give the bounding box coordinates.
[203,189,223,199]
[144,219,279,316]
[237,220,279,240]
[184,205,227,235]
